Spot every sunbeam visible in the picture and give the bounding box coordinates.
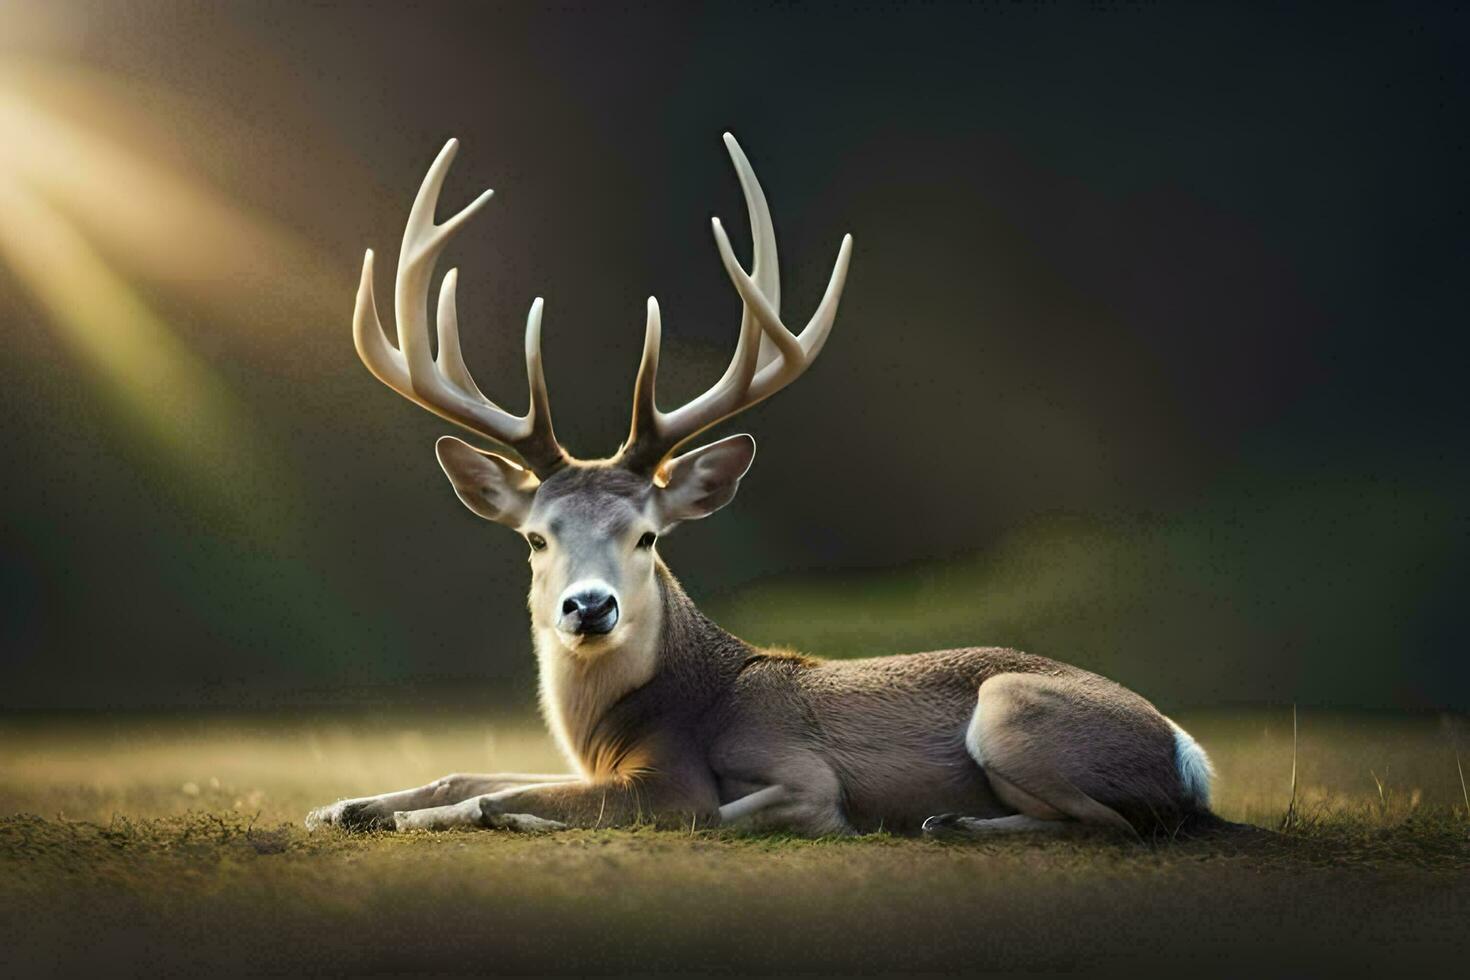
[0,164,288,524]
[0,69,342,348]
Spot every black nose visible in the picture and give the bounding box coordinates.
[559,590,619,635]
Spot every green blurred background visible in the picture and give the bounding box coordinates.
[0,1,1464,713]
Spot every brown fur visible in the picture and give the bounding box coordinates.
[311,543,1209,838]
[483,563,1202,836]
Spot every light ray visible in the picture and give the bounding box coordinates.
[0,166,288,523]
[0,71,342,352]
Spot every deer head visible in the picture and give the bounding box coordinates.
[354,135,852,656]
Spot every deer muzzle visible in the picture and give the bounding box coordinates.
[557,586,619,636]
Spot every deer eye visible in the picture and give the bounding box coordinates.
[527,532,547,552]
[636,531,657,550]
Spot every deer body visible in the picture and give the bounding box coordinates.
[307,135,1214,839]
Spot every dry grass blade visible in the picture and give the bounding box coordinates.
[1457,746,1469,820]
[1281,703,1300,832]
[1370,766,1388,816]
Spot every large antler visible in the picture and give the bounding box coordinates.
[617,133,854,476]
[354,139,567,477]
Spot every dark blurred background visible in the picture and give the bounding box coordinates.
[0,1,1465,713]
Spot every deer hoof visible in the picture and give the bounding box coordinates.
[921,813,972,837]
[489,812,568,833]
[306,798,390,833]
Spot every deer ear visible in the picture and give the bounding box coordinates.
[435,435,540,528]
[655,434,756,528]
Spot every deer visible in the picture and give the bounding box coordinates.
[306,135,1217,840]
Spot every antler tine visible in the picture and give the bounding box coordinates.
[353,139,566,477]
[354,248,409,391]
[519,297,564,470]
[713,220,853,401]
[434,268,484,398]
[721,132,782,374]
[619,134,853,475]
[629,297,662,437]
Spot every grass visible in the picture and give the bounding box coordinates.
[1,708,1467,975]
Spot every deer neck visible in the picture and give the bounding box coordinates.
[531,563,752,779]
[533,580,664,778]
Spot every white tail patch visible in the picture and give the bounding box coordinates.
[1165,717,1214,808]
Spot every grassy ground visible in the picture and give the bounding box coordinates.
[2,708,1467,975]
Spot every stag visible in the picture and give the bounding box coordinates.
[307,136,1215,838]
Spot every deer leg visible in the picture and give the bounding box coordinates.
[393,785,583,833]
[720,753,855,836]
[940,672,1185,840]
[717,785,788,824]
[306,772,575,832]
[921,813,1074,837]
[394,771,720,832]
